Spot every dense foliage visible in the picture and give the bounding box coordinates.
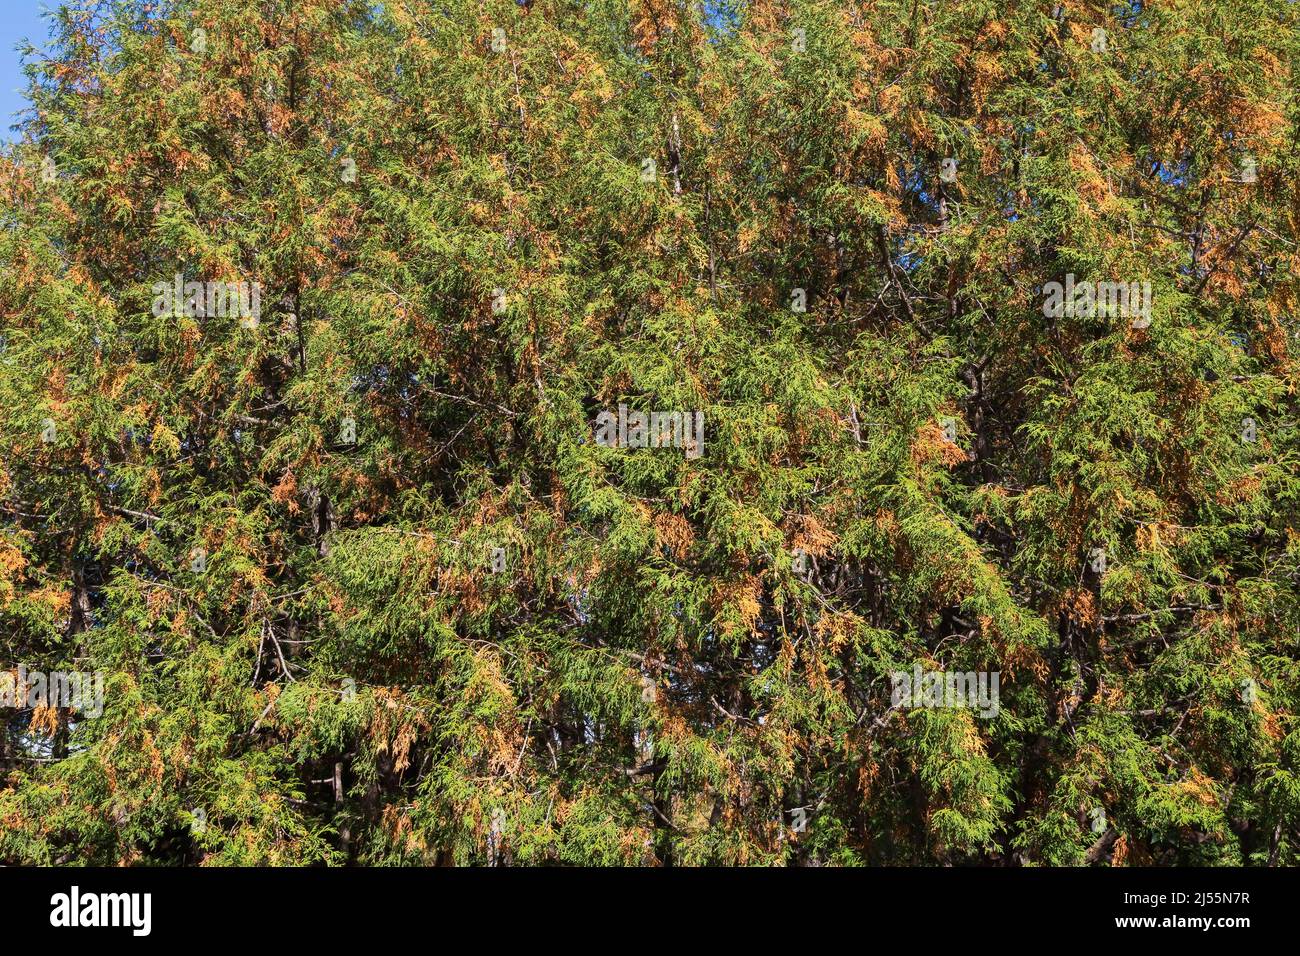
[1,0,1298,866]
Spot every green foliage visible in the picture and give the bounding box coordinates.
[1,0,1298,866]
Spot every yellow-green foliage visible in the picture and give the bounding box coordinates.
[0,0,1297,866]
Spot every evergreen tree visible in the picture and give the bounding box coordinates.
[1,0,1297,866]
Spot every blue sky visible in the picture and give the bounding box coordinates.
[0,3,55,141]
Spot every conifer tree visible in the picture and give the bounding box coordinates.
[1,0,1297,866]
